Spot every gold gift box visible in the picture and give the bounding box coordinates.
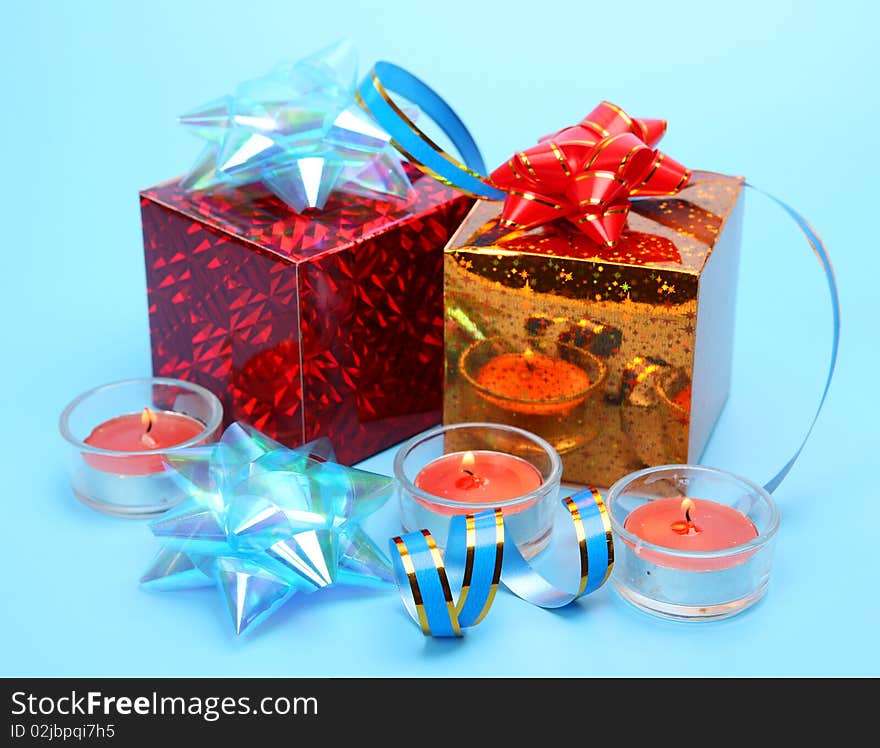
[442,171,744,488]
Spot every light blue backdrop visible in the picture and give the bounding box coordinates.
[1,0,876,676]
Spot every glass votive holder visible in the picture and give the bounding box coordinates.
[393,422,562,557]
[606,464,780,621]
[59,377,223,518]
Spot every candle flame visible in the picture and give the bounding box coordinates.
[141,407,155,433]
[681,498,695,524]
[140,407,158,448]
[523,347,534,359]
[461,451,478,481]
[457,450,483,486]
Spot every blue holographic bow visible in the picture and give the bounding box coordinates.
[179,41,418,212]
[141,421,395,636]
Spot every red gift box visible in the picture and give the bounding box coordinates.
[140,165,473,464]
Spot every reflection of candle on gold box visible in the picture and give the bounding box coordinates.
[473,347,592,415]
[668,385,691,424]
[670,386,691,409]
[458,338,606,455]
[620,361,691,465]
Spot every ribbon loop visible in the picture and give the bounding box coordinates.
[390,488,613,637]
[502,488,613,607]
[743,184,840,494]
[391,509,503,637]
[356,61,505,200]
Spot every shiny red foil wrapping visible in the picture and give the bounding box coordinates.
[141,166,473,464]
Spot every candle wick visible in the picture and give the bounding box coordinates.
[462,469,476,477]
[142,407,154,434]
[672,499,700,536]
[141,407,157,447]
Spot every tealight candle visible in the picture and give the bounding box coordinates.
[458,338,607,455]
[394,422,562,556]
[606,465,779,621]
[413,449,542,513]
[60,378,223,517]
[623,496,758,571]
[84,407,207,476]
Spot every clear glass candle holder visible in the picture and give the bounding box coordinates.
[606,464,780,621]
[393,422,562,557]
[59,378,223,518]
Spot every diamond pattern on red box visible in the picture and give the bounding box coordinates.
[143,164,461,262]
[142,169,473,464]
[142,201,304,440]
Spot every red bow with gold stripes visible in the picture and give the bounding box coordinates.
[489,101,691,247]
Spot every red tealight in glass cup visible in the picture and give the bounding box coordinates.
[606,464,780,621]
[393,422,562,557]
[59,378,223,517]
[82,405,207,476]
[412,448,543,510]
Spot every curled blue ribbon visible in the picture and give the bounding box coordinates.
[356,61,505,200]
[390,488,612,637]
[745,185,840,494]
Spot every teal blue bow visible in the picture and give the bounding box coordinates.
[141,422,395,636]
[179,41,415,212]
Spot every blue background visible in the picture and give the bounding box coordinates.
[2,0,877,677]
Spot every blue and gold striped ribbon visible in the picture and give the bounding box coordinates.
[390,488,613,637]
[355,61,505,201]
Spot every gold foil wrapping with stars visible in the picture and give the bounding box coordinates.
[443,171,745,488]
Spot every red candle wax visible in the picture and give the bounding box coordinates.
[669,385,692,423]
[623,497,758,571]
[475,350,591,415]
[670,385,692,412]
[83,408,205,476]
[413,450,542,515]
